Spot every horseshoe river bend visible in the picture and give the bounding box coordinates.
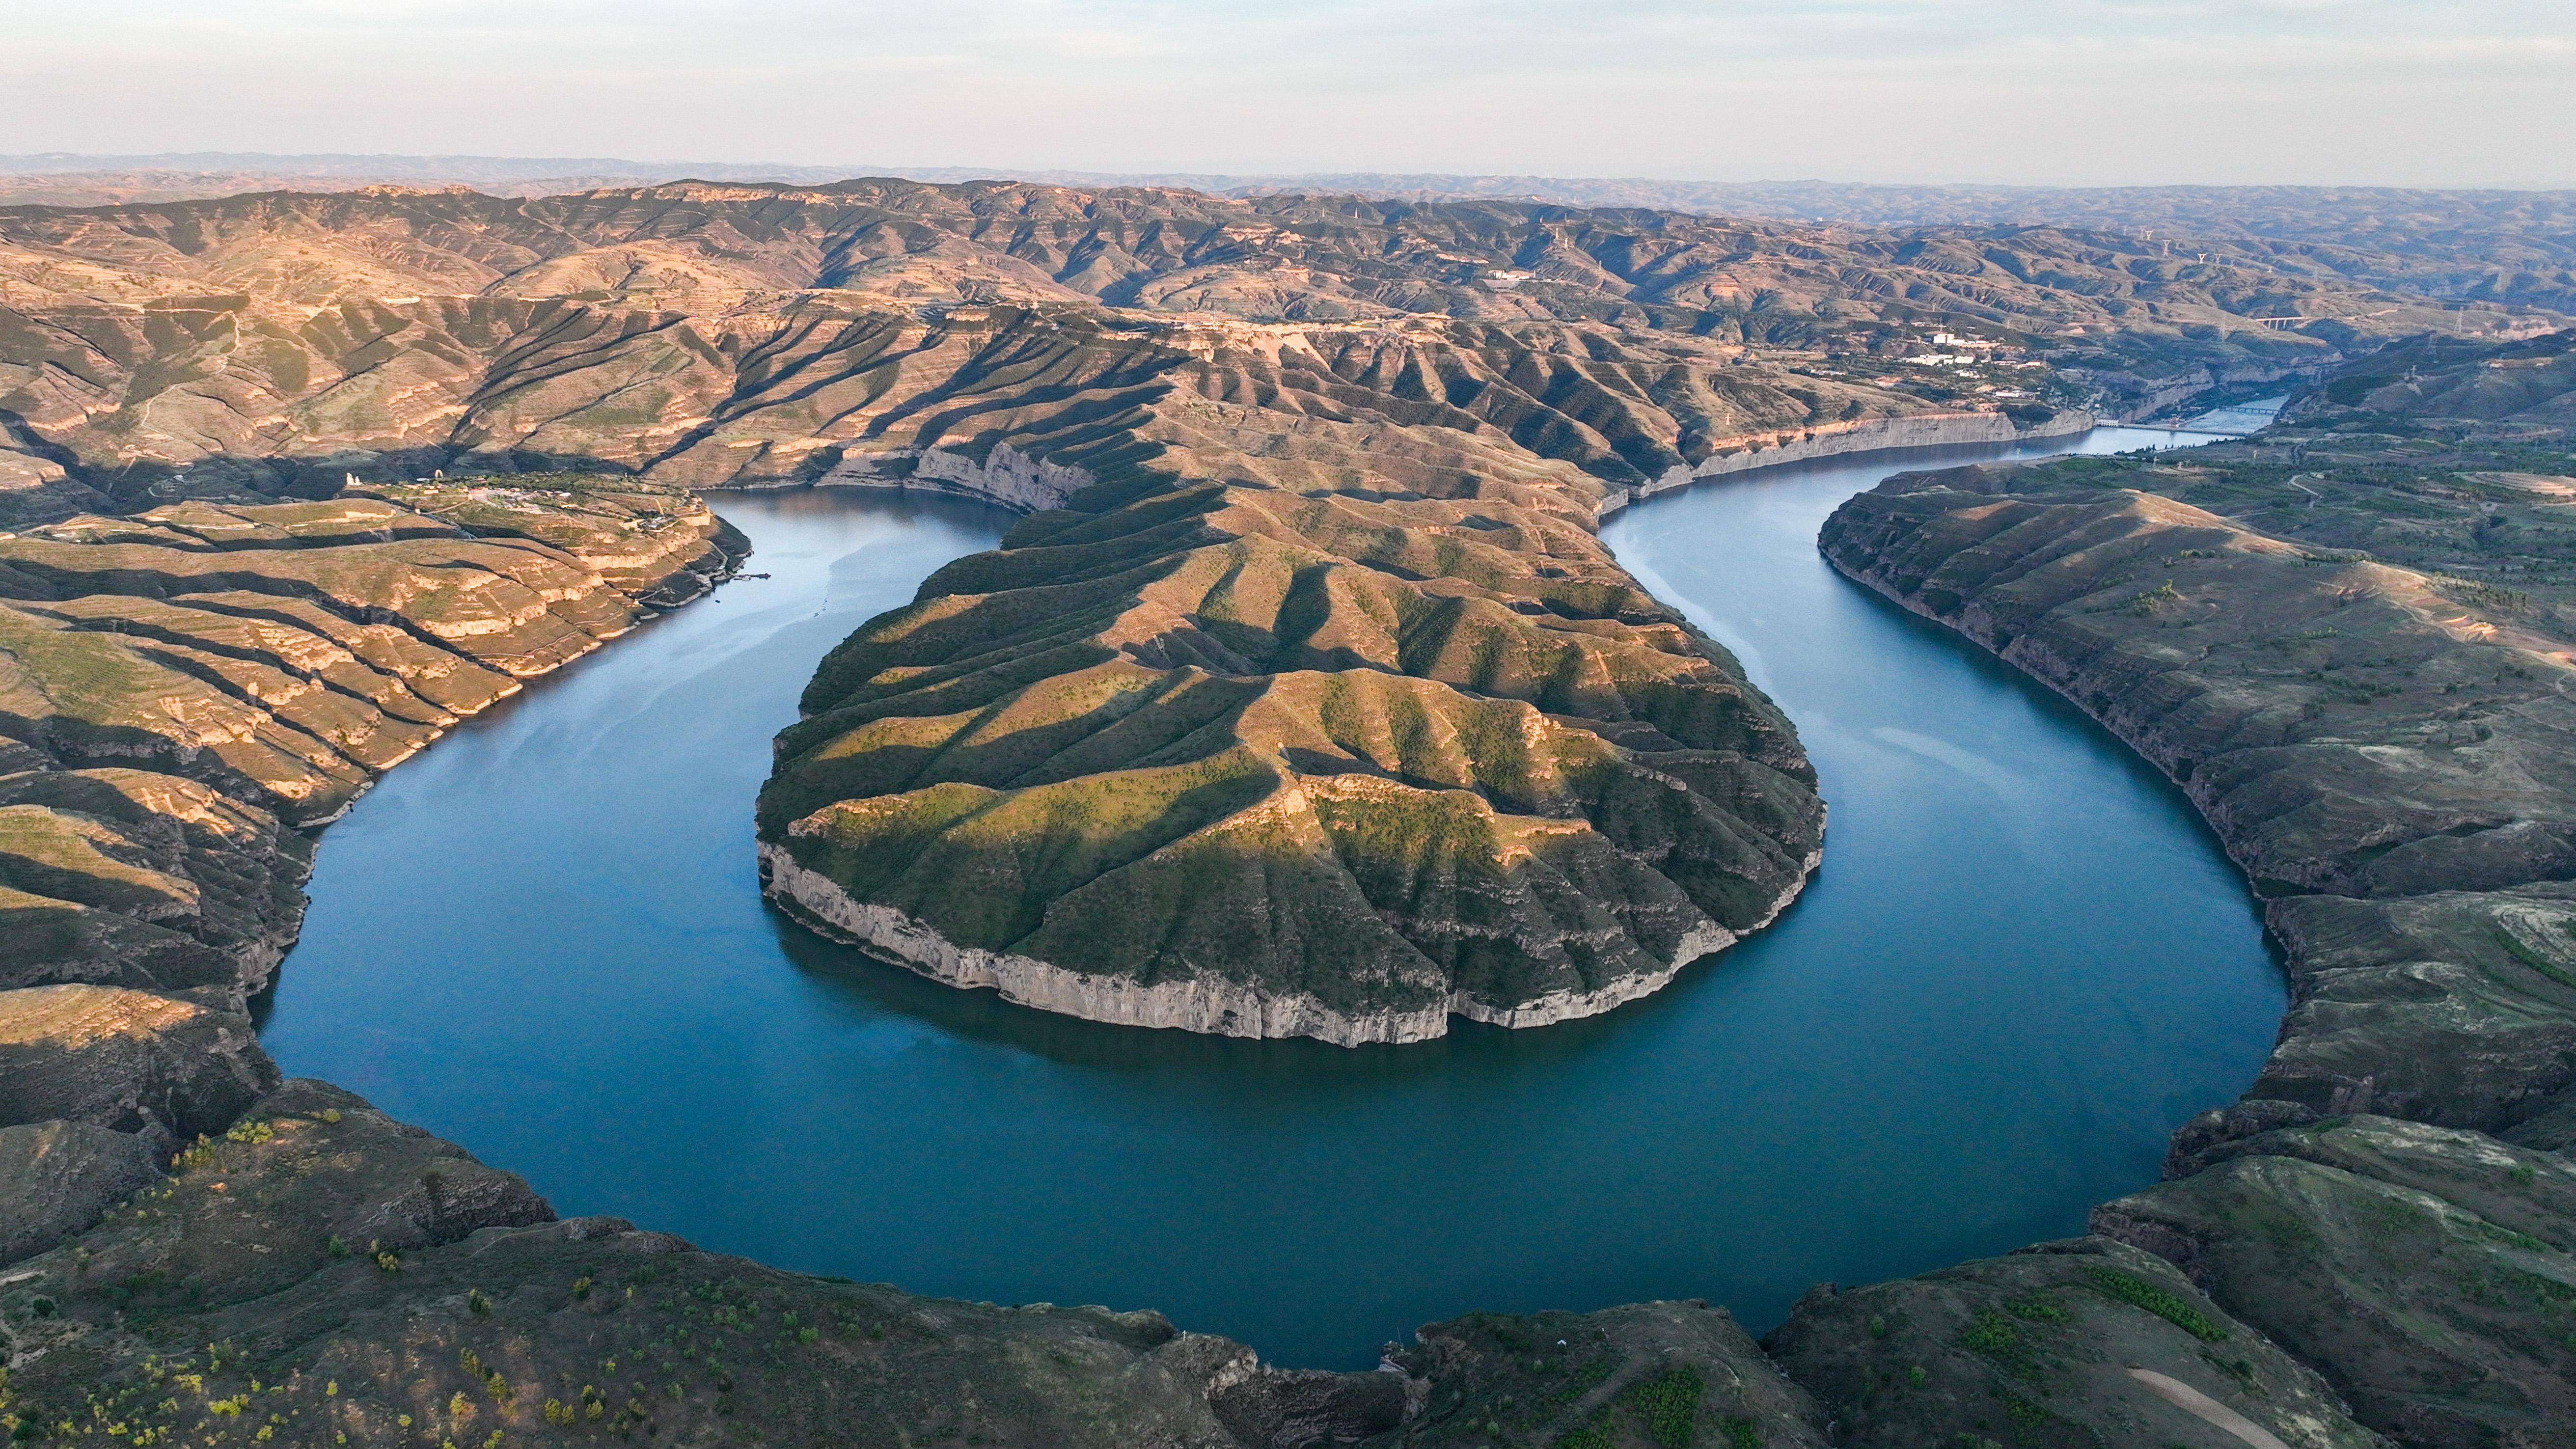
[253,424,2286,1369]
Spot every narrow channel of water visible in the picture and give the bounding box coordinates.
[258,429,2283,1369]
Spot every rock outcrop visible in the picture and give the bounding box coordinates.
[1599,408,2096,518]
[0,984,276,1148]
[0,1118,158,1265]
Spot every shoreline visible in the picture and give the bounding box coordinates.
[1595,409,2098,520]
[759,839,1805,1045]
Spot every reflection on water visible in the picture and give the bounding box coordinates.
[260,438,2283,1369]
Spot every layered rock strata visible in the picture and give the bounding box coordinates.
[0,477,740,1280]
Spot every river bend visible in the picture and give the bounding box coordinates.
[259,427,2282,1368]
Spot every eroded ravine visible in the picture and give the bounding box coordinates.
[257,430,2283,1369]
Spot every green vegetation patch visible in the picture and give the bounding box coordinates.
[1626,1367,1706,1449]
[2084,1269,2227,1341]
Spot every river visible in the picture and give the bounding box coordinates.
[257,423,2283,1369]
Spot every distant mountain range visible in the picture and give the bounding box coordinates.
[7,150,2573,223]
[8,153,2571,318]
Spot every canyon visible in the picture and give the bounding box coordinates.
[0,179,2568,1449]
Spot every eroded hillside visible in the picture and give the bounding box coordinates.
[0,178,2515,515]
[0,478,742,1000]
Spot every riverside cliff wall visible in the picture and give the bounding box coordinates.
[815,441,1096,513]
[1595,409,2096,519]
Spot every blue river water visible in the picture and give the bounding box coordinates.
[258,425,2283,1369]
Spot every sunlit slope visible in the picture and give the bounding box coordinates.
[0,479,742,995]
[0,178,2504,512]
[753,311,1830,1040]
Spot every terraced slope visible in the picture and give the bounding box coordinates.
[0,478,742,999]
[1809,330,2576,1448]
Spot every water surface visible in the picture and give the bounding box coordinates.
[261,432,2283,1368]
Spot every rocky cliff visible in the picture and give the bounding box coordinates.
[1600,409,2098,519]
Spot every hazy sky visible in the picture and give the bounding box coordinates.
[8,0,2573,187]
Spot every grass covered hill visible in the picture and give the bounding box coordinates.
[750,302,1846,1041]
[0,477,743,1000]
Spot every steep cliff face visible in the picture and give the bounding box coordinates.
[1600,408,2096,518]
[819,440,1099,512]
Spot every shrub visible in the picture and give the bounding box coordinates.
[1625,1367,1704,1449]
[2086,1269,2227,1341]
[1958,1309,2019,1356]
